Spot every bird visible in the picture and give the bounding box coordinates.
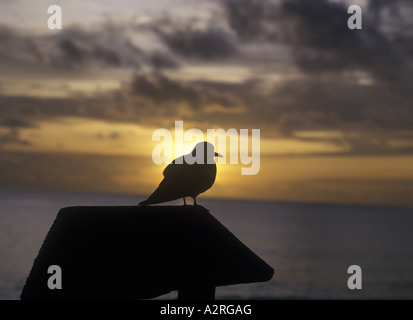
[139,141,223,206]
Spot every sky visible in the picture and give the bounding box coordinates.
[0,0,413,206]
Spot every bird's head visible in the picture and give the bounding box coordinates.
[191,141,223,164]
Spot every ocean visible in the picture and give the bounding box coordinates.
[1,189,413,300]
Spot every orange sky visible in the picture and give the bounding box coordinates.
[1,0,413,207]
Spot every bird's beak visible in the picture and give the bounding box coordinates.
[215,152,223,158]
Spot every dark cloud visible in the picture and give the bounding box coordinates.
[0,95,81,119]
[0,116,37,148]
[0,93,132,131]
[0,24,140,70]
[127,71,413,157]
[270,78,413,134]
[0,26,40,66]
[162,29,236,60]
[58,39,84,64]
[149,51,179,70]
[290,129,413,157]
[154,22,237,59]
[56,38,123,68]
[92,46,122,67]
[218,0,413,154]
[339,133,413,156]
[0,117,37,128]
[220,0,279,40]
[0,72,247,131]
[47,26,141,69]
[0,128,32,147]
[278,0,413,82]
[1,68,412,156]
[0,23,184,71]
[130,72,245,112]
[220,0,413,84]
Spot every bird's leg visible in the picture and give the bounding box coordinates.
[183,197,187,206]
[193,197,197,206]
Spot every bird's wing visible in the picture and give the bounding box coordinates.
[143,157,193,205]
[163,156,185,177]
[162,161,174,177]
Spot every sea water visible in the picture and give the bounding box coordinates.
[0,189,412,300]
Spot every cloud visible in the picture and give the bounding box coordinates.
[1,2,413,157]
[269,78,413,131]
[0,25,42,67]
[156,25,237,60]
[0,24,135,71]
[130,72,246,113]
[1,68,412,156]
[219,0,413,84]
[291,129,413,157]
[46,26,143,70]
[278,0,413,82]
[148,51,179,70]
[0,117,38,128]
[58,39,85,64]
[0,71,248,132]
[55,38,122,68]
[0,116,37,148]
[0,128,32,147]
[0,23,183,72]
[220,0,280,40]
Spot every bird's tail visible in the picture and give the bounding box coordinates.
[138,200,149,206]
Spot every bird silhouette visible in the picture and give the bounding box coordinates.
[139,141,223,206]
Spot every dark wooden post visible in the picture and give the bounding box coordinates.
[21,205,274,299]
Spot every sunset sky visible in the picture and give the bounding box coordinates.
[1,0,413,206]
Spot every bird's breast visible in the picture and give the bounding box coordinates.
[184,163,217,197]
